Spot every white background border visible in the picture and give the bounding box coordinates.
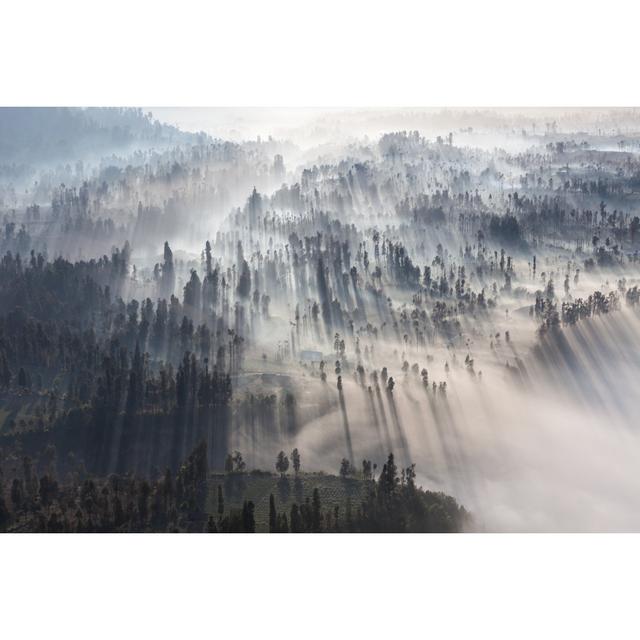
[2,534,639,639]
[2,1,640,638]
[3,0,639,106]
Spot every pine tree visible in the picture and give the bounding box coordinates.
[312,488,322,532]
[276,451,289,476]
[269,493,277,533]
[217,485,224,516]
[290,503,302,533]
[276,512,289,533]
[241,500,255,533]
[0,493,10,531]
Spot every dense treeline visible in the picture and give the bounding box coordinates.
[0,445,467,533]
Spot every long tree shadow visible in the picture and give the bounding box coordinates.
[439,394,479,508]
[386,388,412,468]
[224,472,247,500]
[338,387,355,465]
[277,475,291,502]
[293,475,304,503]
[425,387,464,499]
[373,382,393,456]
[364,385,386,462]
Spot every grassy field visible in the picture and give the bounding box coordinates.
[207,471,366,532]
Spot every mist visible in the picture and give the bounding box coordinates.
[2,107,640,531]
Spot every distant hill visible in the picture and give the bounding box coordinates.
[0,107,206,167]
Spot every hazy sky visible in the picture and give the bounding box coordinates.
[150,107,335,141]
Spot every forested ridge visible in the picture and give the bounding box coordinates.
[0,447,468,533]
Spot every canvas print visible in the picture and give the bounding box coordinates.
[0,106,638,533]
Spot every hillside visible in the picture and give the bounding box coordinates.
[0,448,471,533]
[0,107,205,169]
[208,470,470,533]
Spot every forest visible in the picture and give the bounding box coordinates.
[1,107,640,532]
